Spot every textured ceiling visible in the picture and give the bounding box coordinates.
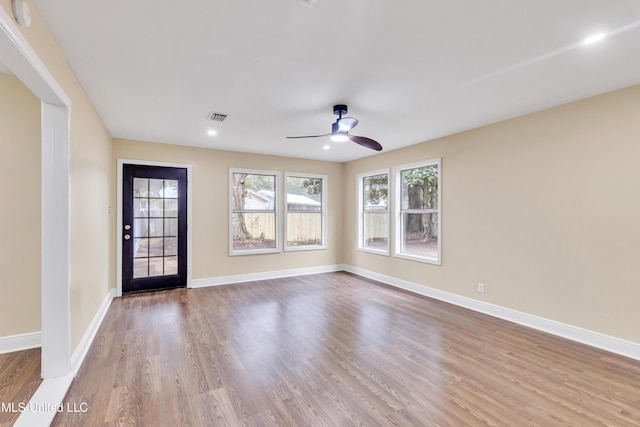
[32,0,640,162]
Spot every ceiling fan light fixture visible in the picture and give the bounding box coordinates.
[286,104,382,151]
[331,132,349,143]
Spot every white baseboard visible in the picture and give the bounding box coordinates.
[11,289,114,426]
[6,265,636,426]
[13,374,74,427]
[0,332,41,354]
[344,265,640,361]
[71,288,116,375]
[191,264,345,288]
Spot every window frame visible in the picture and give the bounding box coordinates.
[284,172,328,251]
[393,158,442,265]
[229,168,281,256]
[357,169,390,256]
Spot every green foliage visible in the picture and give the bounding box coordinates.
[402,165,438,236]
[364,174,388,207]
[302,178,321,196]
[287,176,322,203]
[244,173,274,192]
[402,165,438,210]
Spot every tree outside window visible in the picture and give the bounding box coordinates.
[395,159,441,264]
[230,169,279,254]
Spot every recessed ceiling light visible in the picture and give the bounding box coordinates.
[322,144,331,150]
[583,33,606,45]
[207,129,218,136]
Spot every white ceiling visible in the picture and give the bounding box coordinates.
[32,0,640,162]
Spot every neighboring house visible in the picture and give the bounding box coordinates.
[244,189,275,210]
[287,193,321,211]
[244,190,320,211]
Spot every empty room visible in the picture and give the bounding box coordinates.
[1,1,640,426]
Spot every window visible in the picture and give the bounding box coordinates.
[395,159,441,264]
[285,173,326,250]
[357,170,389,255]
[230,169,280,255]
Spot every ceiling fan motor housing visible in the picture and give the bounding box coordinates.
[286,104,382,151]
[333,104,348,117]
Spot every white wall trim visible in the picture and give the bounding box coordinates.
[14,374,74,427]
[71,289,115,375]
[343,265,640,361]
[1,7,74,426]
[116,159,193,296]
[0,332,41,354]
[190,264,640,360]
[191,264,344,288]
[0,6,70,106]
[41,102,72,379]
[6,262,636,425]
[14,289,114,426]
[0,3,72,381]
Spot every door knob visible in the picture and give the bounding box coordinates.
[124,234,131,240]
[124,224,131,230]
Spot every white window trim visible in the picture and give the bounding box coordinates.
[357,169,390,256]
[284,172,328,251]
[229,168,281,256]
[393,158,442,265]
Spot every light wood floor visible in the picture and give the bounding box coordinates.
[0,348,41,427]
[53,272,640,426]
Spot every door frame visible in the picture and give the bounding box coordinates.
[0,5,71,382]
[117,159,193,296]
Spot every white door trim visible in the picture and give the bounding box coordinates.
[1,5,75,425]
[0,5,71,380]
[117,159,193,296]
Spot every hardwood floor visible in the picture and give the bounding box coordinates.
[0,348,41,427]
[53,272,640,426]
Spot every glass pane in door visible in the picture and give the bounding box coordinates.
[133,179,181,278]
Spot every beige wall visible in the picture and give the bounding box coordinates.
[345,84,640,344]
[3,0,637,354]
[113,139,344,280]
[0,1,113,350]
[0,74,41,336]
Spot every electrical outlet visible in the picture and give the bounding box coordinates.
[477,283,485,293]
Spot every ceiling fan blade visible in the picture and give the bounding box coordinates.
[286,133,330,139]
[349,135,383,151]
[337,117,358,132]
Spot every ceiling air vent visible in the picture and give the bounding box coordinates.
[207,111,228,122]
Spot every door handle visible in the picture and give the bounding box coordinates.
[124,224,131,230]
[124,234,131,240]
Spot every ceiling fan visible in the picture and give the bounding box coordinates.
[287,104,383,151]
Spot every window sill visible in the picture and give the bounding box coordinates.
[284,245,327,252]
[357,247,390,256]
[393,252,441,265]
[230,248,281,256]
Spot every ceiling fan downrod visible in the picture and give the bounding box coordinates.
[333,104,348,119]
